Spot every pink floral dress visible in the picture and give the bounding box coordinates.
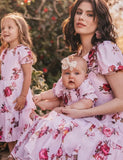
[0,45,36,142]
[11,41,123,160]
[53,78,97,107]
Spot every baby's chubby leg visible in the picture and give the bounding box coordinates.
[36,99,60,111]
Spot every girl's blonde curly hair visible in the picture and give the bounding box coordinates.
[0,12,37,63]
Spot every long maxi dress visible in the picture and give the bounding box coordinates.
[11,41,123,160]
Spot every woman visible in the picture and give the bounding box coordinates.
[10,0,123,159]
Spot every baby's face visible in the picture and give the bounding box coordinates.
[62,62,86,89]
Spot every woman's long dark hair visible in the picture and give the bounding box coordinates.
[62,0,117,52]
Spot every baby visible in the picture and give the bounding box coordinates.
[33,55,97,113]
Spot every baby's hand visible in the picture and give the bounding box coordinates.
[30,109,39,120]
[13,95,26,111]
[33,94,42,104]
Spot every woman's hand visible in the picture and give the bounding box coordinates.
[13,95,26,111]
[61,107,86,119]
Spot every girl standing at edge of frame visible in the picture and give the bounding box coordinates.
[0,12,36,154]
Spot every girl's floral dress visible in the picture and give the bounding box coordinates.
[12,41,123,160]
[0,45,36,142]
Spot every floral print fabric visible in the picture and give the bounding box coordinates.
[0,45,36,142]
[53,78,97,106]
[11,41,123,160]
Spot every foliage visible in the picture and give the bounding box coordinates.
[31,68,48,95]
[0,0,74,88]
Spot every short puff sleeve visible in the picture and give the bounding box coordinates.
[52,77,63,98]
[18,45,33,64]
[97,41,123,75]
[79,79,97,102]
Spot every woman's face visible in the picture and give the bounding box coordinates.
[74,1,97,37]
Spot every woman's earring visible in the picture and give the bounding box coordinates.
[95,30,102,39]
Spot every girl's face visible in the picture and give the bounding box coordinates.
[62,60,86,90]
[74,1,97,37]
[1,18,19,48]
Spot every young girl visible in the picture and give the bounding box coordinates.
[33,55,97,112]
[0,12,36,153]
[11,0,123,159]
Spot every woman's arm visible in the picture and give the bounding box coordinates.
[67,99,93,110]
[61,71,123,118]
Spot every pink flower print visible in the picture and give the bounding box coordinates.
[108,65,116,72]
[88,49,96,59]
[27,50,33,59]
[2,49,7,60]
[11,82,16,88]
[94,141,110,159]
[53,129,60,139]
[14,121,19,128]
[1,104,9,113]
[13,74,19,80]
[102,84,111,92]
[75,88,80,97]
[39,148,48,160]
[63,94,68,105]
[71,121,79,127]
[58,119,66,131]
[24,124,28,130]
[0,128,3,140]
[11,68,21,80]
[111,142,122,150]
[62,127,70,141]
[90,124,96,131]
[100,143,110,156]
[11,117,15,124]
[89,59,95,67]
[85,124,96,136]
[11,117,19,127]
[118,65,123,71]
[96,141,102,151]
[93,153,105,160]
[102,126,114,137]
[38,125,49,138]
[51,154,55,160]
[4,86,12,97]
[56,147,63,158]
[112,113,120,122]
[9,128,12,135]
